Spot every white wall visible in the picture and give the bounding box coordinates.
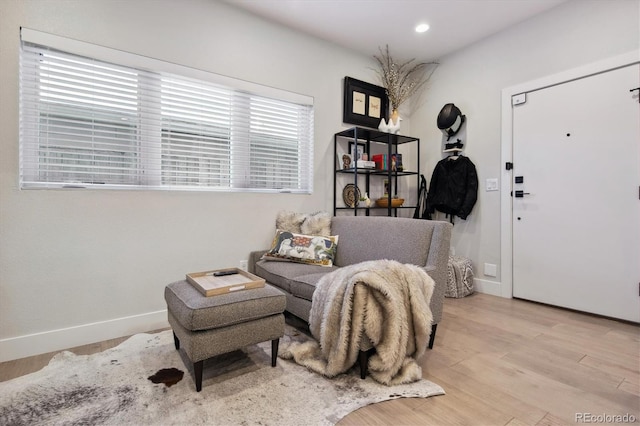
[411,0,639,296]
[0,0,380,361]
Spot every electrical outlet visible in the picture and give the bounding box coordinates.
[239,260,248,271]
[484,263,497,277]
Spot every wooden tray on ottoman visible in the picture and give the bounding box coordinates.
[186,268,265,297]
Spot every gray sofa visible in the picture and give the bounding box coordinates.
[249,215,452,349]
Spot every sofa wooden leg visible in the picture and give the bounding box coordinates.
[428,323,438,349]
[194,360,204,392]
[271,338,279,367]
[173,332,180,350]
[359,350,368,379]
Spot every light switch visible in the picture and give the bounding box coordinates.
[486,178,499,191]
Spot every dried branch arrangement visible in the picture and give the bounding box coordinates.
[373,45,438,112]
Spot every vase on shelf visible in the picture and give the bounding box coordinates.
[378,109,402,134]
[359,192,371,208]
[390,109,399,125]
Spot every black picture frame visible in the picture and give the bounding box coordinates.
[349,142,366,161]
[343,77,388,129]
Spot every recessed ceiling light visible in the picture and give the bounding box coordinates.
[415,23,430,33]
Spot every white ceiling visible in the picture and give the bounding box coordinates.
[224,0,568,62]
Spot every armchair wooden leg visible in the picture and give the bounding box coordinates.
[194,360,203,392]
[173,332,180,350]
[271,338,279,367]
[359,350,368,379]
[428,323,438,349]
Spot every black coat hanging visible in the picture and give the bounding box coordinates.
[425,155,478,222]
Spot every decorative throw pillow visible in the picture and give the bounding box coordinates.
[262,230,339,267]
[300,211,332,237]
[276,211,306,234]
[275,210,332,237]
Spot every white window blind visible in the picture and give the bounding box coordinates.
[19,29,314,193]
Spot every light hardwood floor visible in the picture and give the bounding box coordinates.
[1,293,638,425]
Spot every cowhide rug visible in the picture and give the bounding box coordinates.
[0,326,444,425]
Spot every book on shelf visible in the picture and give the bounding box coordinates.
[372,153,403,171]
[372,154,386,170]
[391,153,403,171]
[356,160,375,168]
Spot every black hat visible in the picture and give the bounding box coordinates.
[437,103,465,140]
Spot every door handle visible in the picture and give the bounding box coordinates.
[512,190,530,198]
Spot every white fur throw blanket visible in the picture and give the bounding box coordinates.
[280,259,434,385]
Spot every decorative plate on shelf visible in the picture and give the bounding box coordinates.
[342,184,361,208]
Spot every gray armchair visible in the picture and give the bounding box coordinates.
[250,216,452,350]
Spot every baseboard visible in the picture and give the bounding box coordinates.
[0,310,169,363]
[473,278,503,297]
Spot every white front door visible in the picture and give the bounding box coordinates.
[512,63,640,322]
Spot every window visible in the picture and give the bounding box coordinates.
[19,29,314,193]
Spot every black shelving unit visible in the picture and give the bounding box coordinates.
[333,127,420,216]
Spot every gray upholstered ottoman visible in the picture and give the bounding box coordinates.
[164,280,286,391]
